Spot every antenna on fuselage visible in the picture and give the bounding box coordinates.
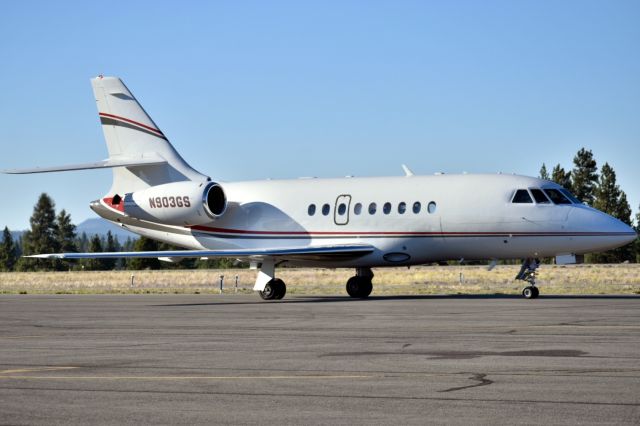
[401,164,414,177]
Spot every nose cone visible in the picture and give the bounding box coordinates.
[568,206,637,252]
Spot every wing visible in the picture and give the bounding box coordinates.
[25,244,375,262]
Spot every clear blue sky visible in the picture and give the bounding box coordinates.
[1,0,639,230]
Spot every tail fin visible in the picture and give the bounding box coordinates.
[92,76,208,194]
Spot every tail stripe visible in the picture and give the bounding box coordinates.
[99,112,167,140]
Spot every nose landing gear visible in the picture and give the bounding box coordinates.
[516,258,540,299]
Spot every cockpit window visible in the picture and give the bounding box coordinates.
[543,188,572,205]
[559,188,582,204]
[529,189,550,204]
[512,189,533,203]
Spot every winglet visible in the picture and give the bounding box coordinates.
[401,164,414,177]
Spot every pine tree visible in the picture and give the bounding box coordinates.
[17,193,60,271]
[551,164,572,190]
[55,209,77,270]
[103,231,118,270]
[0,227,18,271]
[571,148,598,205]
[128,237,161,270]
[590,163,633,263]
[539,163,550,180]
[78,232,89,252]
[55,210,77,252]
[85,234,106,270]
[593,164,623,218]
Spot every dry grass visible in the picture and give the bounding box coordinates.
[1,264,639,295]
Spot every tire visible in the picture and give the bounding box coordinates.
[522,286,534,299]
[531,286,539,298]
[259,282,277,300]
[359,279,372,298]
[273,278,286,300]
[346,277,372,298]
[346,276,360,298]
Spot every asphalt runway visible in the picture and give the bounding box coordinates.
[1,294,639,425]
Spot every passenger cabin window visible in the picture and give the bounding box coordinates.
[543,188,571,205]
[322,204,330,215]
[308,204,316,215]
[368,202,377,215]
[398,202,406,214]
[337,203,347,215]
[383,202,392,214]
[354,203,362,215]
[427,201,437,214]
[413,202,421,214]
[530,189,550,204]
[512,189,533,203]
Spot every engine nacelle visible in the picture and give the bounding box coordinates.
[121,181,227,226]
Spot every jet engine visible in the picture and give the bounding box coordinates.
[119,181,227,226]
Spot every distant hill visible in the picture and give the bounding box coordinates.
[76,218,138,242]
[9,230,24,242]
[3,218,137,244]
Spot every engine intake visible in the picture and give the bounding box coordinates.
[203,182,227,218]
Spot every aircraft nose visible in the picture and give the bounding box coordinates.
[570,206,637,250]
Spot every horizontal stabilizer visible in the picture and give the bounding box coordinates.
[2,155,167,174]
[25,244,375,261]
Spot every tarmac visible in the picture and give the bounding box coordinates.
[0,294,639,425]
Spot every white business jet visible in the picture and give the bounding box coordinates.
[4,77,636,300]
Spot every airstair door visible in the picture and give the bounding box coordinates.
[334,195,351,226]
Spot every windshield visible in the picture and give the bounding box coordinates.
[559,188,582,204]
[543,188,572,205]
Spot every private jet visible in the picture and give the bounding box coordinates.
[4,76,636,300]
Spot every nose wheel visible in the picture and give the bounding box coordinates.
[522,286,539,299]
[516,258,540,299]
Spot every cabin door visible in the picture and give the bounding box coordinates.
[334,195,351,226]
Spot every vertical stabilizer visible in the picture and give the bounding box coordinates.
[91,76,208,194]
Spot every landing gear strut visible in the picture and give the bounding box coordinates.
[259,278,286,300]
[346,268,373,298]
[516,258,540,299]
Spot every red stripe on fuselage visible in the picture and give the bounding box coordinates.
[186,225,632,237]
[99,112,165,136]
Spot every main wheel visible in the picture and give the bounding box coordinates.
[346,277,360,297]
[259,278,286,300]
[272,278,286,300]
[346,277,372,298]
[259,281,277,300]
[359,279,372,298]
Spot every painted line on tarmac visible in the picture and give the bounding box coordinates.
[0,374,373,381]
[0,367,78,375]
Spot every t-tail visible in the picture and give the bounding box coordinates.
[3,76,210,197]
[92,76,208,194]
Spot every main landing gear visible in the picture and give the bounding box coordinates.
[253,261,375,301]
[516,258,540,299]
[259,278,286,300]
[346,268,373,298]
